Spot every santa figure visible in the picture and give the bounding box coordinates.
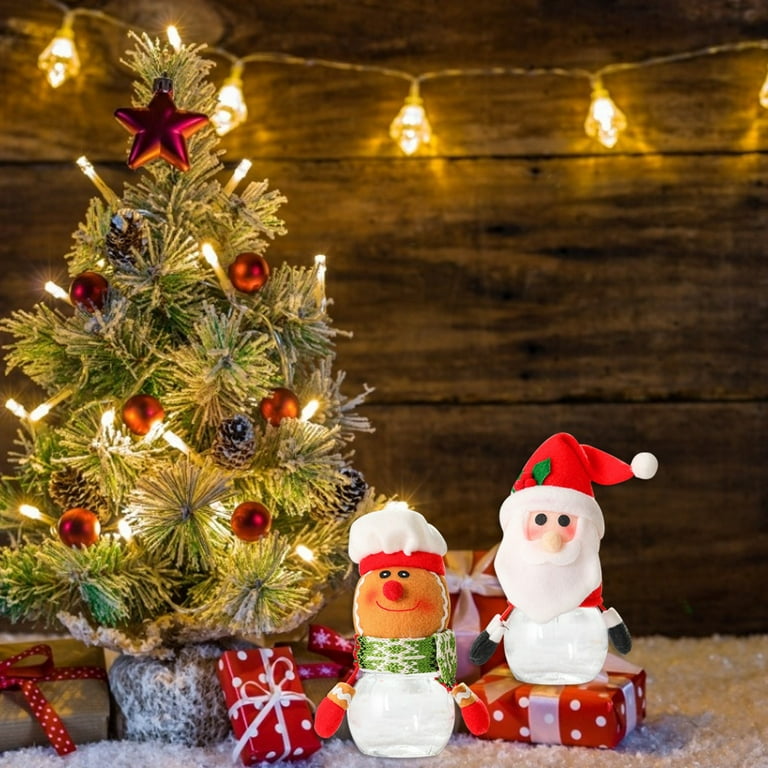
[314,501,489,757]
[470,432,657,684]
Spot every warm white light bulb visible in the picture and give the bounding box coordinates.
[296,544,315,562]
[167,26,182,52]
[584,85,627,148]
[5,399,28,419]
[45,281,71,303]
[212,63,248,136]
[38,18,80,88]
[76,155,119,206]
[28,404,51,422]
[20,504,44,521]
[163,429,190,455]
[222,159,252,195]
[390,84,432,155]
[759,67,768,109]
[301,399,320,421]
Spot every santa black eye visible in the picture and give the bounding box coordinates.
[397,570,410,578]
[379,570,391,578]
[558,515,571,527]
[534,513,547,526]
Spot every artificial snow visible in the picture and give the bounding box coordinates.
[0,634,766,768]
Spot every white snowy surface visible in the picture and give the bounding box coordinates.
[0,634,766,768]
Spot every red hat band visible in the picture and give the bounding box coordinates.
[358,550,446,576]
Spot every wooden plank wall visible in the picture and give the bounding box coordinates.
[0,0,766,637]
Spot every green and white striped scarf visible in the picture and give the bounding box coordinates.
[356,631,457,687]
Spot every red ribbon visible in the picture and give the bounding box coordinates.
[0,643,107,756]
[297,624,354,681]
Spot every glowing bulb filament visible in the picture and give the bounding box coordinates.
[212,62,248,136]
[390,81,432,155]
[45,280,72,303]
[76,156,119,207]
[5,399,28,419]
[314,254,326,311]
[200,242,234,294]
[301,399,320,421]
[296,544,315,562]
[584,84,627,148]
[29,387,75,422]
[223,159,253,196]
[38,15,80,88]
[167,26,182,51]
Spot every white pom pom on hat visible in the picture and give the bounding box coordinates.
[631,451,658,480]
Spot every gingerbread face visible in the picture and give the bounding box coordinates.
[353,567,450,638]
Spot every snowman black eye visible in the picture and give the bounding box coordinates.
[397,570,410,578]
[558,515,571,527]
[379,570,391,578]
[534,513,547,526]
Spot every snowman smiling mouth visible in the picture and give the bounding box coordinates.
[375,600,422,612]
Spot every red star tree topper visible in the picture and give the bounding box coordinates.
[114,74,209,171]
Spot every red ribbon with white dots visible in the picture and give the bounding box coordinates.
[0,643,107,756]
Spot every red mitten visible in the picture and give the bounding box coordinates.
[451,682,490,735]
[314,682,355,738]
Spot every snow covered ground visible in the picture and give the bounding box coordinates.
[0,634,766,768]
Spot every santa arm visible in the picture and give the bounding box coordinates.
[469,603,514,665]
[602,606,632,654]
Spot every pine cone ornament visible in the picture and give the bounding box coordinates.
[49,466,109,518]
[331,466,369,520]
[106,208,147,270]
[211,414,256,469]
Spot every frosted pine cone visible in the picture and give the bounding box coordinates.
[211,414,256,469]
[332,466,369,519]
[106,208,147,270]
[49,466,109,517]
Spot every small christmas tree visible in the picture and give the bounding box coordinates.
[0,33,375,656]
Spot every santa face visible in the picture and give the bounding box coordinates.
[495,508,602,623]
[353,567,450,638]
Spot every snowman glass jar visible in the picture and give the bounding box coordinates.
[313,501,489,756]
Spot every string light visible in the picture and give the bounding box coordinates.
[389,81,432,156]
[314,254,326,312]
[212,61,248,136]
[222,158,252,196]
[200,242,234,294]
[584,80,627,149]
[28,387,75,422]
[166,25,182,52]
[44,280,72,303]
[300,399,320,421]
[296,544,315,562]
[37,12,80,88]
[5,399,28,419]
[76,155,119,207]
[30,4,768,150]
[19,504,55,524]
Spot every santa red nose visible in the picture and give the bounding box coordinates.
[382,580,404,601]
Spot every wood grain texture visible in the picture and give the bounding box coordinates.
[0,0,766,636]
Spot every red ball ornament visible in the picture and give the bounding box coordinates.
[122,394,165,436]
[58,508,101,547]
[259,388,300,426]
[228,252,270,293]
[231,501,272,542]
[69,271,109,311]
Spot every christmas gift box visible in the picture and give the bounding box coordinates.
[218,646,322,765]
[0,638,109,755]
[470,654,646,748]
[445,546,507,682]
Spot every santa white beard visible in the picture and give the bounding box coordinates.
[494,519,602,623]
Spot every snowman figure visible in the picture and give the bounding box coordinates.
[470,432,657,685]
[314,501,489,757]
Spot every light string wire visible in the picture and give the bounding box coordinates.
[31,0,768,151]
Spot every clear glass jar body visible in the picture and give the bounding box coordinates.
[347,670,455,757]
[503,606,608,684]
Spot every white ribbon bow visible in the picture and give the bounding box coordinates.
[444,545,504,679]
[228,651,311,764]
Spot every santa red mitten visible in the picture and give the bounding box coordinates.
[314,682,355,738]
[451,683,490,735]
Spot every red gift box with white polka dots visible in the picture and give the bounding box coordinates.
[469,655,646,748]
[217,646,322,765]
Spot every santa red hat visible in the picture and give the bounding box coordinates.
[348,501,447,575]
[499,432,657,538]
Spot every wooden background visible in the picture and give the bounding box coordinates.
[0,0,766,638]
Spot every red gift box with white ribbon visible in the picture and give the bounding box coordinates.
[445,547,508,682]
[217,646,322,765]
[469,654,646,748]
